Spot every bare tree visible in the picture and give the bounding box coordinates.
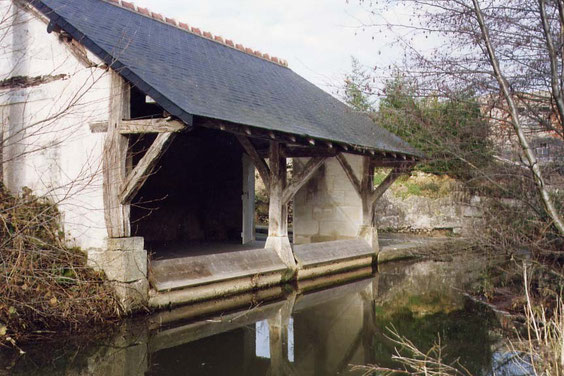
[354,0,564,237]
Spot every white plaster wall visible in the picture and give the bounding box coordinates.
[293,154,363,244]
[1,1,111,250]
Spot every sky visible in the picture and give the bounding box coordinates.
[131,0,406,98]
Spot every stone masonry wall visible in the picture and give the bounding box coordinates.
[375,191,483,234]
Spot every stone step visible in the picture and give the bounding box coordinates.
[150,247,288,292]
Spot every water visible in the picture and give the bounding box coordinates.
[1,256,529,375]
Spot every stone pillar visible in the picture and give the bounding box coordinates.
[86,321,149,376]
[265,141,297,270]
[88,237,148,311]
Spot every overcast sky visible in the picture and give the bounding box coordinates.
[132,0,406,98]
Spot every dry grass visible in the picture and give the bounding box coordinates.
[516,265,564,376]
[352,262,563,376]
[0,185,121,347]
[352,325,472,376]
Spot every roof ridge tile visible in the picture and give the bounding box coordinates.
[105,0,289,67]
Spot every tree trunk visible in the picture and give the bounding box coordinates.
[472,0,564,237]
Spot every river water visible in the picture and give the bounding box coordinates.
[2,256,531,375]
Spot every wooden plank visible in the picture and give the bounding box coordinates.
[118,117,187,134]
[282,156,327,204]
[119,132,175,204]
[336,153,361,196]
[236,134,271,191]
[103,72,130,237]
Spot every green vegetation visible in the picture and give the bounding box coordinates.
[377,75,493,180]
[375,170,456,199]
[342,57,374,112]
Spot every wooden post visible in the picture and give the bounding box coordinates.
[358,156,378,252]
[337,153,411,255]
[265,141,296,269]
[267,293,296,375]
[103,72,130,237]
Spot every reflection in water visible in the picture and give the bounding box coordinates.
[2,257,527,375]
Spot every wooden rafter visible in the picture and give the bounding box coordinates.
[119,117,187,134]
[198,117,417,160]
[236,134,271,191]
[282,156,327,204]
[119,132,176,204]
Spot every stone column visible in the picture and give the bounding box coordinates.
[88,237,148,311]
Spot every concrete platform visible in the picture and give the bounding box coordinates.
[294,239,375,280]
[378,233,458,263]
[148,246,290,308]
[150,247,288,291]
[147,234,453,308]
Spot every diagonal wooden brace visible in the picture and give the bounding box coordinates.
[282,156,327,205]
[236,134,271,192]
[119,132,176,204]
[336,153,362,196]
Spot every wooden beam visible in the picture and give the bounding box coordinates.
[336,153,361,196]
[257,147,337,159]
[119,132,175,204]
[103,72,131,237]
[236,135,271,191]
[89,120,108,133]
[282,156,327,204]
[369,166,406,206]
[118,117,186,134]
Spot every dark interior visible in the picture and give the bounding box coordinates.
[130,127,244,256]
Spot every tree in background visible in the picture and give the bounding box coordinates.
[354,0,564,237]
[342,64,492,182]
[342,57,375,112]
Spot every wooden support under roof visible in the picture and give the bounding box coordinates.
[236,135,271,192]
[257,146,337,159]
[282,156,328,205]
[336,153,361,196]
[336,153,414,238]
[197,116,417,161]
[119,117,187,134]
[119,132,176,204]
[103,72,131,237]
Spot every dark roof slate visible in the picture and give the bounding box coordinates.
[30,0,422,157]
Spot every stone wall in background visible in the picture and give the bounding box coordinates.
[374,174,483,235]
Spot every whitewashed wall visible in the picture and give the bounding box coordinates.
[293,154,364,244]
[1,1,111,250]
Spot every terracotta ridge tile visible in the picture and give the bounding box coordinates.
[105,0,288,67]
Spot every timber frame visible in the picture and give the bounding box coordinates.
[101,74,418,270]
[336,153,414,251]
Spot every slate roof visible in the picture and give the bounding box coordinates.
[29,0,422,157]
